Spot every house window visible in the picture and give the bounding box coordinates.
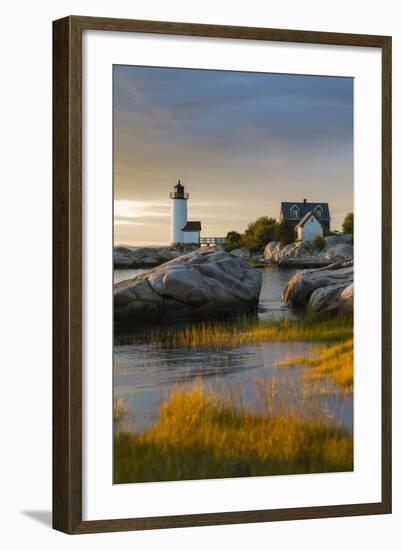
[290,205,299,218]
[315,206,322,219]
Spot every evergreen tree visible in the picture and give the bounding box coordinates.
[342,212,354,234]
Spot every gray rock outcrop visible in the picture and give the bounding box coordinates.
[264,235,353,268]
[114,245,198,269]
[230,248,251,259]
[282,260,353,317]
[114,248,262,325]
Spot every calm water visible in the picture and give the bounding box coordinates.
[114,267,353,433]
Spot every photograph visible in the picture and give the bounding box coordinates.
[112,64,354,484]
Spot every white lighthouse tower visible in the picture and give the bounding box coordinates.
[170,181,201,245]
[170,180,188,244]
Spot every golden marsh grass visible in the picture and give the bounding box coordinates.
[277,339,354,393]
[114,378,353,484]
[115,315,353,350]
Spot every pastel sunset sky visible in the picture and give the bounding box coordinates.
[114,65,353,245]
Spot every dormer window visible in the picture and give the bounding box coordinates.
[290,205,299,218]
[315,206,323,219]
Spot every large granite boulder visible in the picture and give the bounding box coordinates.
[114,245,198,269]
[114,248,262,325]
[282,260,353,317]
[264,240,316,263]
[264,235,353,268]
[264,241,284,263]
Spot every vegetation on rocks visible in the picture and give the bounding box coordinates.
[342,212,354,235]
[224,216,295,253]
[313,234,325,251]
[224,230,244,252]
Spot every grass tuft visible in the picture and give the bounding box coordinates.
[277,339,354,393]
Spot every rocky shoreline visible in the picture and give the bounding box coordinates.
[114,238,354,325]
[264,235,353,268]
[114,244,198,269]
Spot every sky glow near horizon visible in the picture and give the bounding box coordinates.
[113,65,353,245]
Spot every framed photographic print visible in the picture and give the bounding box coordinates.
[53,16,392,534]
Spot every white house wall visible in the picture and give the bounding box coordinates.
[298,216,323,241]
[183,231,200,244]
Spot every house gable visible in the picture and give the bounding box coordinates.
[296,211,315,228]
[296,212,323,241]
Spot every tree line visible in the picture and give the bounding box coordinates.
[224,212,354,253]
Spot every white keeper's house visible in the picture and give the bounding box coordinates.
[170,181,202,245]
[280,199,331,242]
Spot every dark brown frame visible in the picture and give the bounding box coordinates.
[53,15,392,534]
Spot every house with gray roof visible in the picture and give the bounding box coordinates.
[279,199,331,232]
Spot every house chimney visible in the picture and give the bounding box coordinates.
[303,198,307,203]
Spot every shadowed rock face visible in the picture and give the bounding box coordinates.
[282,260,353,317]
[114,249,262,326]
[264,235,353,268]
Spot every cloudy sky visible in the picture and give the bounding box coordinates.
[114,65,353,245]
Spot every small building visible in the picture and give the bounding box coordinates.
[296,211,323,241]
[280,199,331,232]
[181,221,202,245]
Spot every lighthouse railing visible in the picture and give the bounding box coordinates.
[200,237,226,245]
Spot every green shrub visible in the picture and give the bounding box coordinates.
[241,217,278,252]
[313,235,325,251]
[224,215,298,252]
[342,212,354,235]
[224,231,243,251]
[277,220,296,246]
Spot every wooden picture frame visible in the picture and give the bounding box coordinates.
[53,15,392,534]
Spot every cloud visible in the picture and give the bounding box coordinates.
[114,220,147,226]
[114,199,170,220]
